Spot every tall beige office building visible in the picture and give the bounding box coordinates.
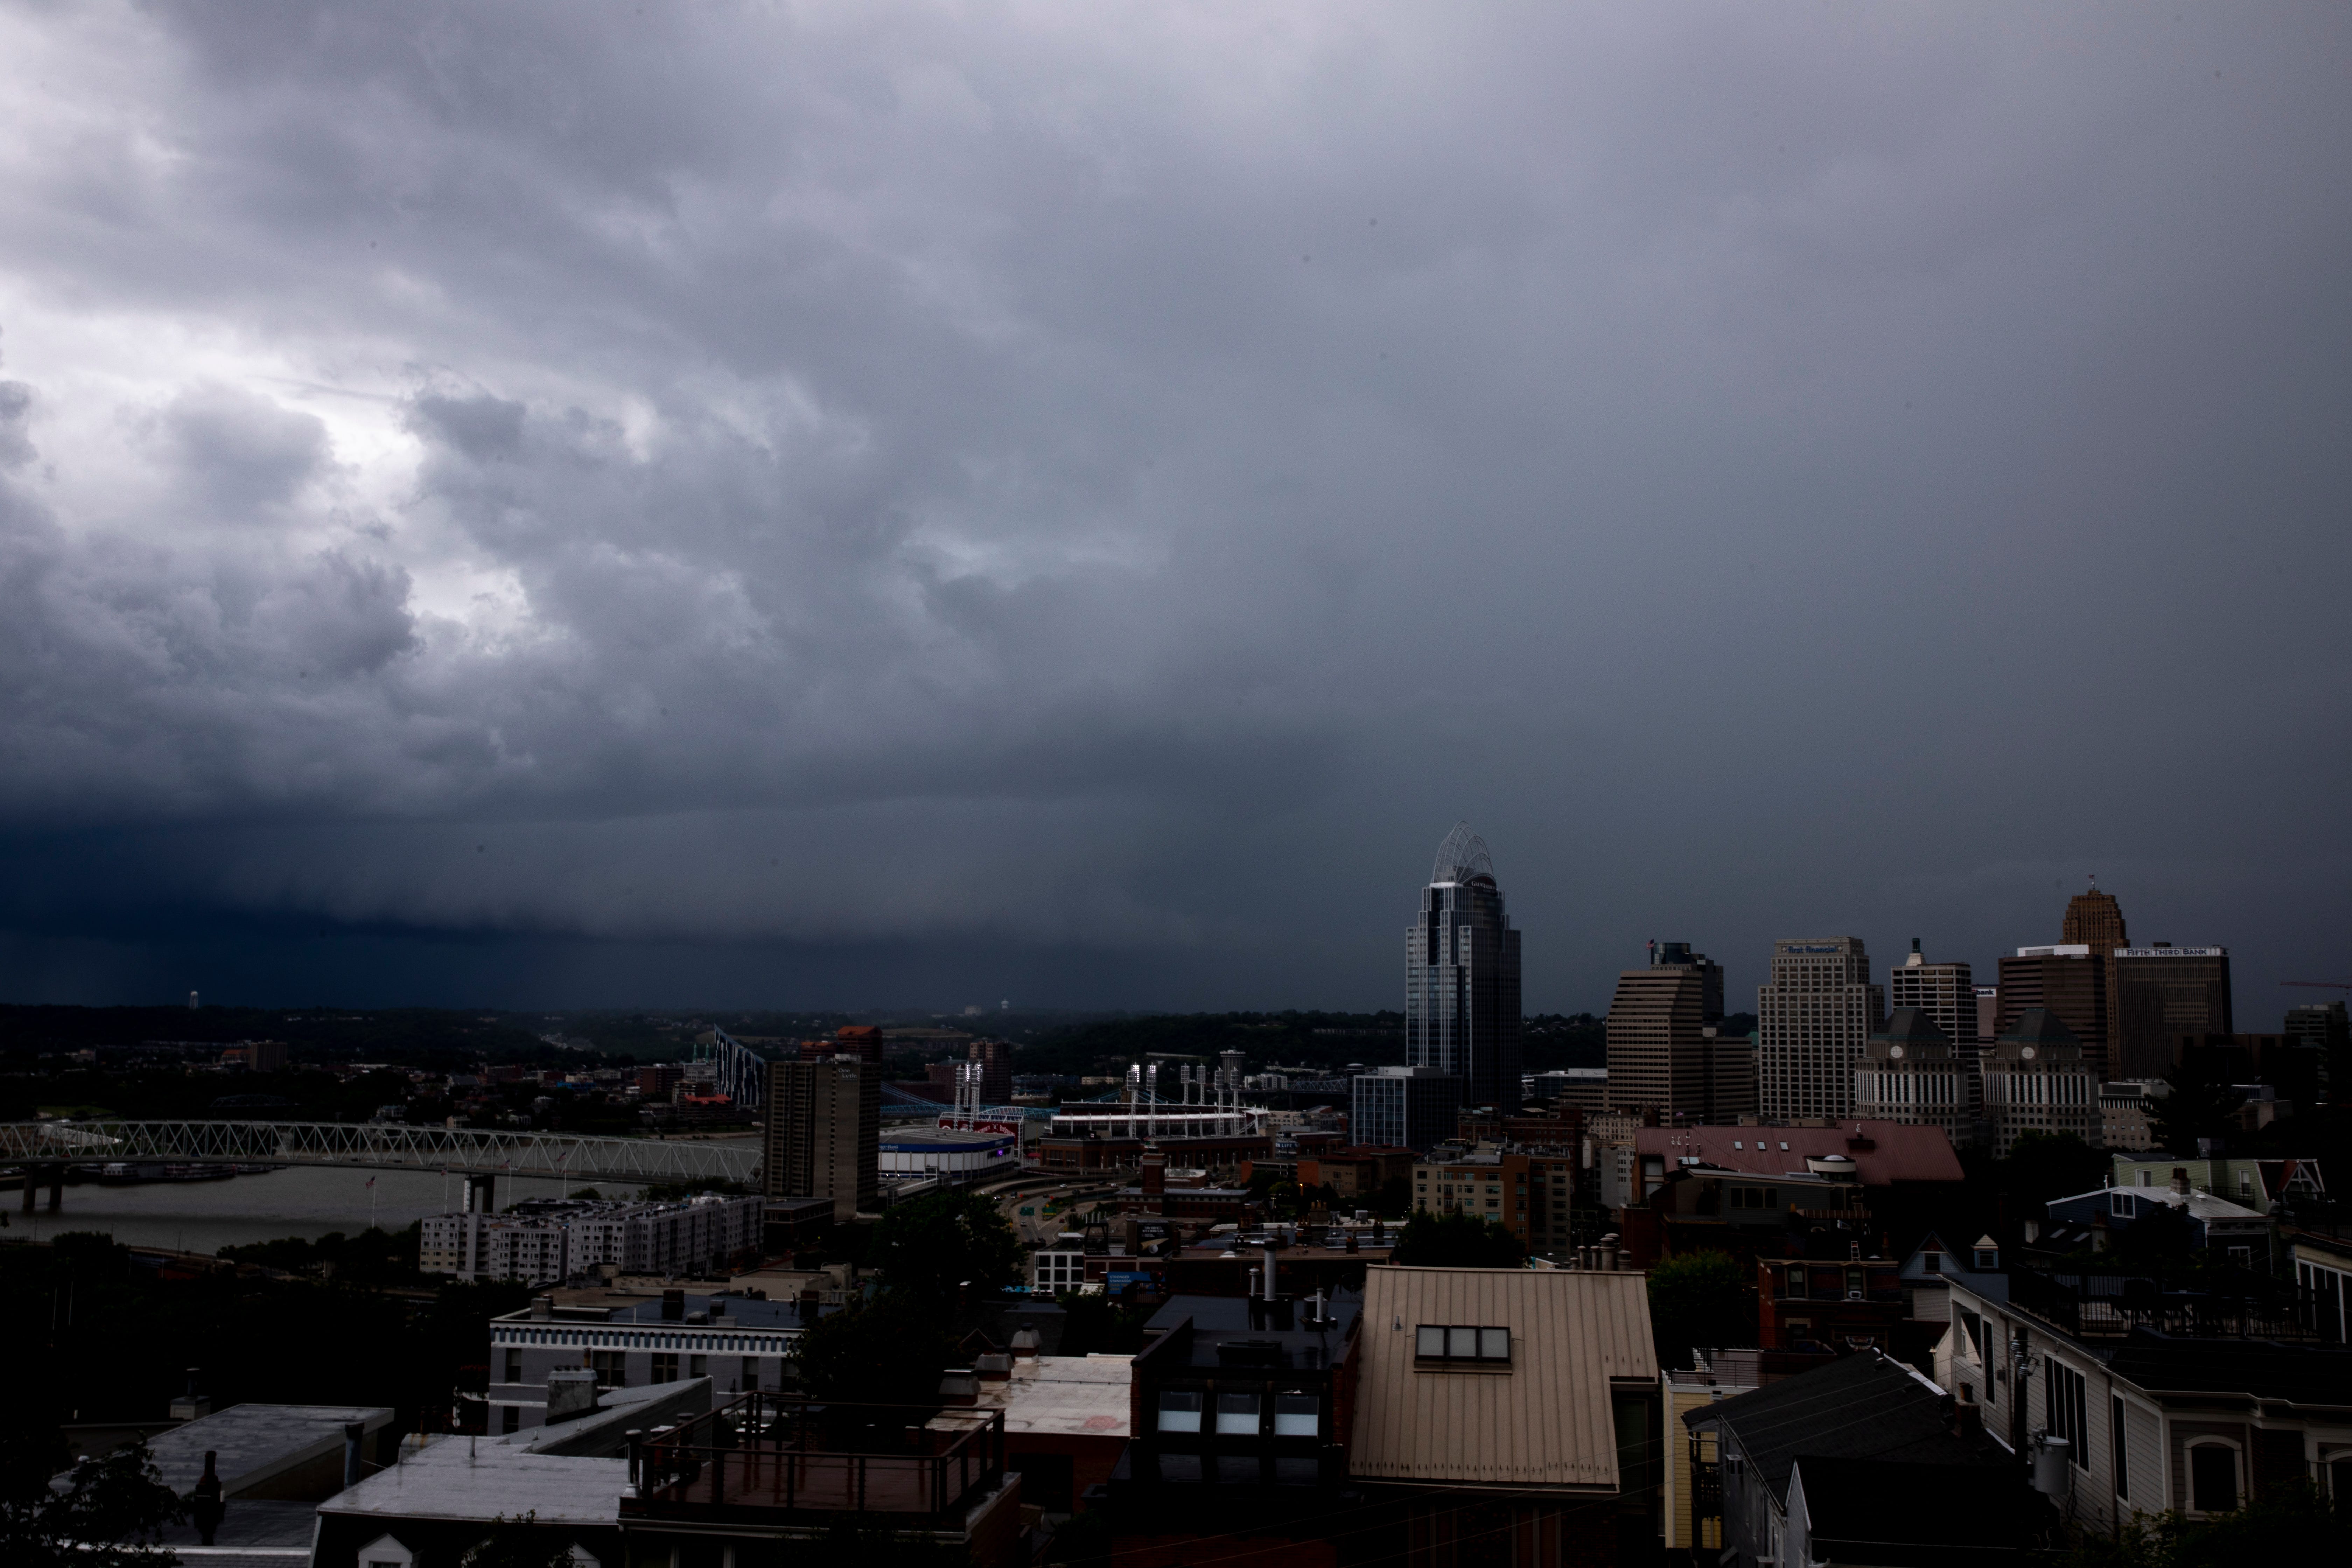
[1888,939,1976,1055]
[1603,946,1754,1124]
[1757,937,1884,1123]
[763,1055,880,1222]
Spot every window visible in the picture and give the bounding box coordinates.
[2110,1194,2136,1219]
[500,1404,520,1434]
[2189,1444,2238,1514]
[2110,1396,2129,1500]
[1415,1324,1511,1364]
[689,1355,707,1379]
[589,1350,626,1389]
[1923,1251,1942,1276]
[1157,1391,1203,1433]
[1274,1394,1320,1436]
[504,1349,524,1384]
[1215,1393,1261,1434]
[2045,1360,2088,1470]
[650,1352,679,1383]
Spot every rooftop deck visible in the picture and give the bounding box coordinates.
[2004,1263,2327,1343]
[621,1394,1005,1526]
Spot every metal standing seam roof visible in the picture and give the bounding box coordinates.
[1349,1266,1657,1492]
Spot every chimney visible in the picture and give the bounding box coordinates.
[547,1368,600,1425]
[343,1422,365,1489]
[1952,1384,1984,1442]
[171,1368,211,1422]
[531,1295,554,1321]
[799,1289,820,1324]
[1141,1152,1167,1197]
[2171,1168,2191,1196]
[662,1289,685,1321]
[1009,1327,1042,1360]
[938,1368,979,1407]
[1345,1230,1359,1254]
[976,1353,1014,1383]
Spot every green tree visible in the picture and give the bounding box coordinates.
[791,1290,958,1406]
[1645,1250,1755,1368]
[0,1439,184,1568]
[1390,1211,1525,1268]
[1054,1292,1158,1357]
[2150,1062,2245,1158]
[2064,1480,2349,1567]
[866,1190,1024,1308]
[1996,1132,2112,1217]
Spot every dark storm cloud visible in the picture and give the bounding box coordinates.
[0,3,2346,1008]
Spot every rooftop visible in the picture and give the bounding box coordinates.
[2104,1332,2352,1406]
[323,1438,624,1527]
[122,1401,393,1499]
[1143,1291,1362,1370]
[1635,1122,1963,1185]
[1793,1456,2059,1563]
[1350,1266,1656,1492]
[944,1355,1133,1440]
[495,1291,817,1329]
[1687,1350,2000,1503]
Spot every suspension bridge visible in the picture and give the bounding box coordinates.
[0,1120,761,1212]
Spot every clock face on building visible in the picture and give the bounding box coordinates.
[2020,1046,2037,1060]
[1888,1045,1905,1060]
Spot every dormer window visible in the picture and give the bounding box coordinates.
[1415,1325,1511,1364]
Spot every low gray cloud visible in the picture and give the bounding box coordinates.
[0,3,2346,1008]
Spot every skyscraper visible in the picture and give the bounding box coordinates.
[1888,939,1977,1056]
[2108,944,2233,1079]
[967,1038,1014,1105]
[1756,937,1883,1123]
[2057,880,2127,1073]
[763,1055,880,1222]
[2061,884,2128,954]
[1605,943,1753,1123]
[1405,823,1523,1114]
[1997,947,2109,1080]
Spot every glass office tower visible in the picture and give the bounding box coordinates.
[1406,823,1524,1113]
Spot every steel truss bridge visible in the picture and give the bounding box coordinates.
[0,1120,762,1186]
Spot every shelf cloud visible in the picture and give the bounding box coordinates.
[1,3,2346,1008]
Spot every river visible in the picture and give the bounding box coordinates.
[3,1165,646,1254]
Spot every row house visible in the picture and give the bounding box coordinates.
[1937,1255,2352,1529]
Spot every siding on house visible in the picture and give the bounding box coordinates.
[2121,1401,2162,1512]
[2168,1420,2247,1513]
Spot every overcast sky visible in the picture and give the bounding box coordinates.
[2,3,2346,1016]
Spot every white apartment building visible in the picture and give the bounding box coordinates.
[1980,1009,2101,1156]
[1757,937,1884,1123]
[421,1193,764,1284]
[1854,1008,1976,1147]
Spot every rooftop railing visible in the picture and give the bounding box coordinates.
[2006,1263,2324,1343]
[621,1394,1006,1525]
